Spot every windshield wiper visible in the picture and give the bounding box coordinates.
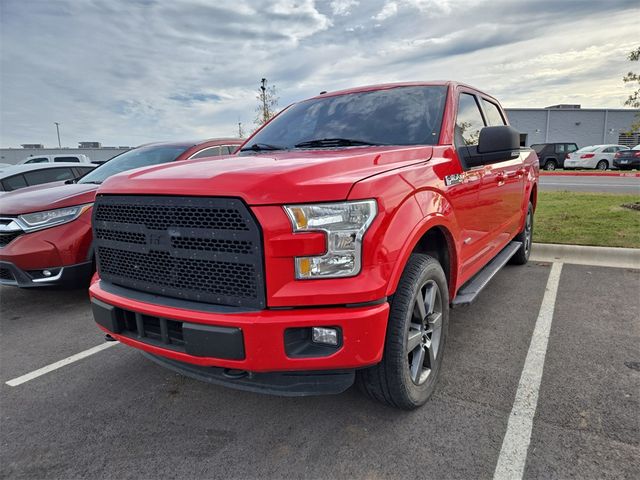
[240,142,285,152]
[294,138,384,148]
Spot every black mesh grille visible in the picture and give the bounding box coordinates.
[93,195,265,308]
[0,267,14,281]
[0,231,22,247]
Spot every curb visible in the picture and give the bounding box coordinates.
[530,243,640,269]
[540,171,640,177]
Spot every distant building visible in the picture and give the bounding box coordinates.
[505,106,640,148]
[78,141,102,148]
[0,146,131,164]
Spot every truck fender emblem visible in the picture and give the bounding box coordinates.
[445,174,463,186]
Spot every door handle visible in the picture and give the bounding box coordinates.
[496,172,506,183]
[516,168,526,177]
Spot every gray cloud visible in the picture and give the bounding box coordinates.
[0,0,637,147]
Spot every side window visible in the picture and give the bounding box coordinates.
[190,146,222,159]
[567,144,578,153]
[455,93,486,147]
[223,145,237,154]
[24,168,75,186]
[602,147,614,153]
[54,156,80,162]
[25,157,49,164]
[481,99,506,126]
[2,174,28,191]
[555,144,566,154]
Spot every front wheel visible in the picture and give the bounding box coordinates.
[356,254,449,409]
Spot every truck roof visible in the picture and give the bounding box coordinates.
[311,81,483,100]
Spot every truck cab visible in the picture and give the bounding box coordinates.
[89,81,538,409]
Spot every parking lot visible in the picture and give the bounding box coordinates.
[1,262,639,479]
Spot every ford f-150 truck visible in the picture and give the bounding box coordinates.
[90,82,538,409]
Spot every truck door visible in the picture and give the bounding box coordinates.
[478,98,526,251]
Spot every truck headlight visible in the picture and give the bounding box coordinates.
[18,204,93,232]
[284,200,377,279]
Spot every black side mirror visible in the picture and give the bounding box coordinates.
[463,125,521,168]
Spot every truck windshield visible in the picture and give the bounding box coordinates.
[78,145,189,184]
[243,85,448,151]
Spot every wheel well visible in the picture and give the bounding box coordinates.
[412,227,452,285]
[530,184,538,211]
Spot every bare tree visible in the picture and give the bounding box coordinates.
[254,78,279,128]
[623,46,640,133]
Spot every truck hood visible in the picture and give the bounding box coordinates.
[99,146,433,204]
[0,182,99,215]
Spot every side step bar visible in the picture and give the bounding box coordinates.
[451,241,522,307]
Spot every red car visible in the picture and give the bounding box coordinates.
[0,139,241,288]
[90,82,538,408]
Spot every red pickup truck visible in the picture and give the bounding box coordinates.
[90,82,538,409]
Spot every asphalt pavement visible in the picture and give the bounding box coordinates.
[1,263,639,479]
[539,174,640,194]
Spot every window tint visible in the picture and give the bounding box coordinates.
[603,147,615,153]
[246,86,448,149]
[54,156,80,162]
[567,144,578,153]
[531,144,545,153]
[24,168,75,185]
[455,93,485,147]
[190,146,221,159]
[481,99,506,126]
[79,145,189,185]
[555,144,566,153]
[2,174,28,191]
[76,166,95,174]
[25,157,49,164]
[223,145,238,154]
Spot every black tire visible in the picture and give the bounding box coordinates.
[356,254,449,409]
[510,202,534,265]
[543,160,557,171]
[596,160,608,170]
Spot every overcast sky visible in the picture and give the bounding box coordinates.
[1,0,638,148]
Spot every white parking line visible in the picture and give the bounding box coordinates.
[493,262,563,480]
[5,341,119,387]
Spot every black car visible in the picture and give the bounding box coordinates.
[613,146,640,170]
[530,142,578,170]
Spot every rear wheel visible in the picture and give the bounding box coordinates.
[596,160,608,170]
[510,202,534,265]
[543,160,557,171]
[356,254,449,409]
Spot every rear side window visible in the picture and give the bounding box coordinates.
[555,144,566,153]
[531,144,545,153]
[567,144,578,153]
[25,157,49,164]
[190,146,222,159]
[54,156,80,162]
[481,99,506,126]
[455,93,486,147]
[222,145,238,154]
[24,167,75,186]
[603,147,615,153]
[2,174,28,191]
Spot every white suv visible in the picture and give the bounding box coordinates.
[18,154,92,165]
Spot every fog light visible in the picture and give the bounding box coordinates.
[312,327,338,346]
[42,270,52,277]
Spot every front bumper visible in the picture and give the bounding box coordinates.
[90,280,389,375]
[0,260,93,288]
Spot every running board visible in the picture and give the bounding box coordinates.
[451,241,522,307]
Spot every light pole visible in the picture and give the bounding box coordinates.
[260,78,268,123]
[54,122,61,148]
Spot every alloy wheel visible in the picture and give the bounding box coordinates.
[407,280,443,385]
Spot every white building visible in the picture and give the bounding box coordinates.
[505,106,640,148]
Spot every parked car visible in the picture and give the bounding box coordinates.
[89,81,539,409]
[530,142,578,170]
[0,138,242,288]
[18,154,93,164]
[613,144,640,170]
[0,163,96,192]
[565,144,629,170]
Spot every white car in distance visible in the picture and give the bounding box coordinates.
[18,154,93,165]
[564,144,630,170]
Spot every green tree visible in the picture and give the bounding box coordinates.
[254,78,279,129]
[623,47,640,134]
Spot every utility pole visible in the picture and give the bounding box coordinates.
[54,122,61,148]
[260,78,268,124]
